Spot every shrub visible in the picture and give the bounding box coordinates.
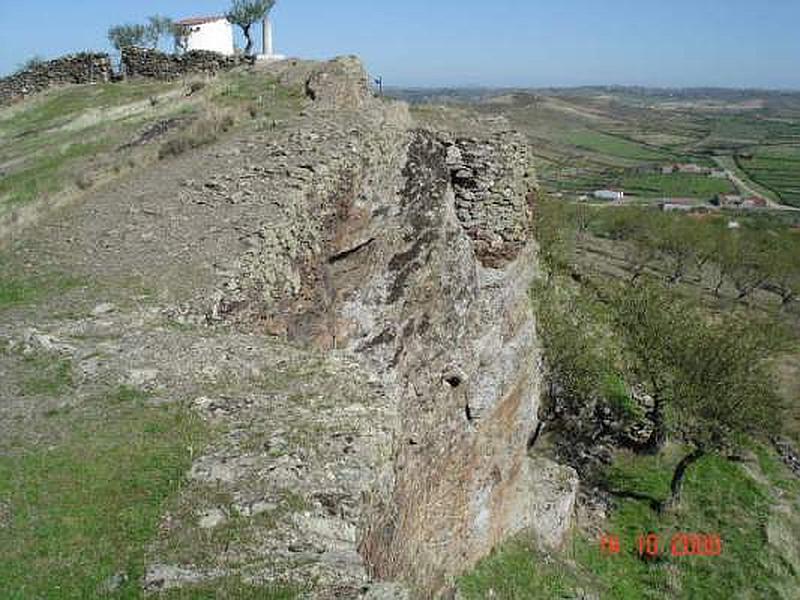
[186,80,207,96]
[15,55,46,74]
[75,172,94,190]
[158,111,235,159]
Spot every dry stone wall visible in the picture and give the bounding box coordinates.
[0,53,112,105]
[121,47,251,80]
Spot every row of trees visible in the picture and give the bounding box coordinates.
[108,16,178,53]
[107,1,276,56]
[585,207,799,308]
[533,196,788,511]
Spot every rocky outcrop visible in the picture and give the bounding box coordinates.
[304,56,372,109]
[121,47,251,80]
[205,57,577,595]
[14,55,581,596]
[0,53,112,105]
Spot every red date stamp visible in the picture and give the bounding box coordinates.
[600,533,723,558]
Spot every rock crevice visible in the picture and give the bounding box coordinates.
[207,58,577,594]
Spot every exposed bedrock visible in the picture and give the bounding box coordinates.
[350,131,577,594]
[211,57,578,595]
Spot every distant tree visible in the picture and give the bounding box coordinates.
[108,24,148,51]
[653,216,699,285]
[730,233,774,302]
[227,0,276,56]
[146,15,175,49]
[172,23,191,53]
[15,55,46,73]
[763,232,799,308]
[621,212,660,284]
[711,231,739,297]
[613,283,785,511]
[533,195,578,276]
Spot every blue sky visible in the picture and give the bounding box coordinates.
[1,0,799,88]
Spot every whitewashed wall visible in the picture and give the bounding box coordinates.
[186,20,235,56]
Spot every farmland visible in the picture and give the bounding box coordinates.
[738,146,800,207]
[619,172,734,199]
[404,87,800,206]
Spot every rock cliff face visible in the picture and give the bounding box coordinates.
[207,57,578,594]
[9,55,578,596]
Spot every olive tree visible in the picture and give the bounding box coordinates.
[227,0,276,56]
[613,283,784,511]
[764,232,799,308]
[109,17,174,52]
[532,194,578,276]
[146,15,175,49]
[172,23,191,53]
[653,216,701,285]
[108,24,148,51]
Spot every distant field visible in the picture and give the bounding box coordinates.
[706,115,800,147]
[738,146,800,207]
[620,172,735,199]
[560,130,674,162]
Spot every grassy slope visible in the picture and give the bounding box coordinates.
[0,71,308,598]
[459,445,800,599]
[459,195,800,598]
[0,251,304,600]
[0,400,205,599]
[0,70,305,216]
[0,81,177,210]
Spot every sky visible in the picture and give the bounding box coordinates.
[1,0,799,89]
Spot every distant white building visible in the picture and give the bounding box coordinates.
[594,190,624,201]
[175,16,235,56]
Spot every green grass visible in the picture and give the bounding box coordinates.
[0,81,184,213]
[0,278,35,308]
[620,173,735,199]
[0,81,174,137]
[159,580,301,599]
[459,446,800,599]
[0,275,82,310]
[737,147,800,207]
[706,115,800,147]
[20,354,74,396]
[0,70,307,215]
[602,373,643,421]
[0,400,207,599]
[560,130,675,162]
[210,70,306,121]
[458,539,580,599]
[0,259,83,310]
[110,384,153,404]
[0,139,109,208]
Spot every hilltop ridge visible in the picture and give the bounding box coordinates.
[0,56,575,598]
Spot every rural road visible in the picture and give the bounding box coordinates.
[713,157,800,212]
